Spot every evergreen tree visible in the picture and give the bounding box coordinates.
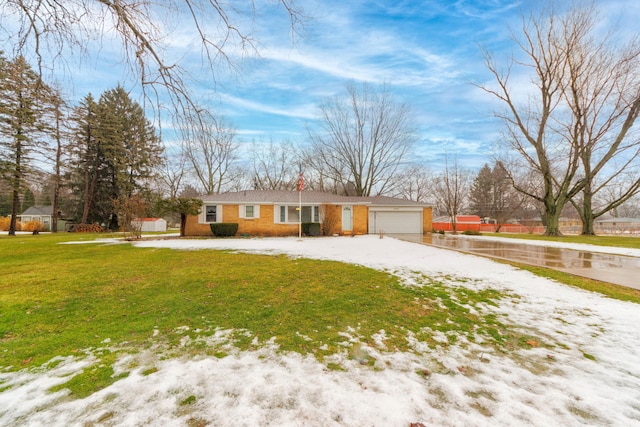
[0,55,52,235]
[97,86,162,229]
[469,161,523,231]
[469,164,494,219]
[67,86,162,228]
[49,90,68,232]
[67,94,106,224]
[22,187,35,211]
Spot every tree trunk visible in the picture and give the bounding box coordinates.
[544,210,562,236]
[8,137,23,236]
[52,101,63,233]
[580,182,596,236]
[9,189,19,236]
[180,213,187,237]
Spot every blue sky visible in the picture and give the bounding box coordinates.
[5,0,640,172]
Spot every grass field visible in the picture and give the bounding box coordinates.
[0,232,535,397]
[1,232,638,398]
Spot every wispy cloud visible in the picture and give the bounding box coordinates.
[220,94,317,120]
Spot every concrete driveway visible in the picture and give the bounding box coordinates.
[396,234,640,290]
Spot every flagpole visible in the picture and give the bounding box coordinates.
[298,164,303,240]
[298,187,302,239]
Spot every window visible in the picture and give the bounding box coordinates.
[287,206,300,222]
[205,205,217,222]
[275,205,320,223]
[300,206,320,223]
[202,205,223,223]
[240,205,260,219]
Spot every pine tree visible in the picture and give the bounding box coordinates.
[469,161,523,231]
[67,87,162,229]
[97,86,162,229]
[67,94,106,225]
[0,55,52,235]
[469,164,494,219]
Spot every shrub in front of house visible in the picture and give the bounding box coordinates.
[302,222,321,236]
[462,229,482,236]
[21,220,46,232]
[210,223,238,237]
[0,216,20,231]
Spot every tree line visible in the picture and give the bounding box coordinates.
[0,53,163,234]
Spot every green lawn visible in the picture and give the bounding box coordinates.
[0,232,536,397]
[0,232,636,398]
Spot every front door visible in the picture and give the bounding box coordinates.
[342,205,353,232]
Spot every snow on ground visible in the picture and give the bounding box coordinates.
[2,235,640,426]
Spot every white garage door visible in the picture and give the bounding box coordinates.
[369,210,422,234]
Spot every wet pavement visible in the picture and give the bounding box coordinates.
[394,234,640,290]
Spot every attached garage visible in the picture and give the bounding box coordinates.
[368,207,423,234]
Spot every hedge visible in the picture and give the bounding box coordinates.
[302,222,321,236]
[210,223,239,237]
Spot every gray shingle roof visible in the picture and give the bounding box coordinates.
[200,190,430,206]
[20,205,54,216]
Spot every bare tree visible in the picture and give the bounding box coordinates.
[114,194,148,240]
[478,3,640,236]
[607,190,640,218]
[157,150,189,199]
[433,156,471,234]
[392,164,434,203]
[2,0,306,123]
[308,83,416,196]
[183,113,238,195]
[251,139,298,190]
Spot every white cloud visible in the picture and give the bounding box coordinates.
[221,94,317,120]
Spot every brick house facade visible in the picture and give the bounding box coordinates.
[185,190,432,237]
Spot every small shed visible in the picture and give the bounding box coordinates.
[133,218,167,232]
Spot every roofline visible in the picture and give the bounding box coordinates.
[200,190,432,207]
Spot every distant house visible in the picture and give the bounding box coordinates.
[184,190,433,237]
[594,217,640,234]
[132,218,167,232]
[18,206,67,232]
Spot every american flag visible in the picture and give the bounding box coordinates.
[297,170,304,192]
